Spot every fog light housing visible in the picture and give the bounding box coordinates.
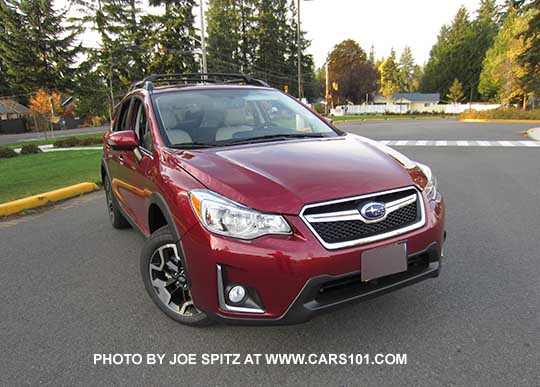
[228,285,246,304]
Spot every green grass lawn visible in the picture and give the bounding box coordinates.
[0,150,102,203]
[330,114,453,122]
[3,133,104,149]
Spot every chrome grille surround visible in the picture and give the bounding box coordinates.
[300,186,426,250]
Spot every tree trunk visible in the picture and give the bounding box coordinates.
[523,93,528,111]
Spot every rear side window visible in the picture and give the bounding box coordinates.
[132,99,153,152]
[113,99,132,132]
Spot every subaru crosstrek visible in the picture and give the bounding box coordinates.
[101,73,445,326]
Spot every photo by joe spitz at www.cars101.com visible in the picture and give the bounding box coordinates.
[101,73,445,326]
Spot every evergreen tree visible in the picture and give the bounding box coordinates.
[470,0,500,100]
[252,0,290,87]
[379,49,400,98]
[145,0,199,74]
[398,46,416,92]
[0,0,81,96]
[71,0,146,102]
[285,0,315,98]
[421,3,500,100]
[206,0,242,73]
[368,45,376,64]
[447,78,465,103]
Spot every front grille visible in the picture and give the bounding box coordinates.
[301,187,424,248]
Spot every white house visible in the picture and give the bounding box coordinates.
[373,93,440,112]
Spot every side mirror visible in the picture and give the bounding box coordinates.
[107,130,138,151]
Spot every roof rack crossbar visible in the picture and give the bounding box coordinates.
[128,73,270,92]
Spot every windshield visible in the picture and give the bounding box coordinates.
[152,88,339,147]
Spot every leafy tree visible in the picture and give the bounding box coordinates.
[398,46,416,92]
[29,89,63,116]
[517,0,540,106]
[379,49,400,98]
[447,78,465,103]
[324,39,378,105]
[0,0,81,96]
[479,8,529,105]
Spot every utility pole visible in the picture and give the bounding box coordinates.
[200,0,208,77]
[325,61,329,115]
[297,0,302,99]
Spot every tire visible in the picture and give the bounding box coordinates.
[103,174,130,229]
[140,226,213,326]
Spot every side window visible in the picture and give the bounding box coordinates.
[133,99,154,153]
[113,99,132,132]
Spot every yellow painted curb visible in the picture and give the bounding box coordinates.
[461,118,540,124]
[0,182,100,217]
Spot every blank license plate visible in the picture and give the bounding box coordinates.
[361,242,407,282]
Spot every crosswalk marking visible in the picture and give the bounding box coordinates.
[498,141,514,147]
[381,140,540,147]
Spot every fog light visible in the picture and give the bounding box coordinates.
[228,285,246,304]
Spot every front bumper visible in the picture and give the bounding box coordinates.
[180,193,445,325]
[213,242,441,325]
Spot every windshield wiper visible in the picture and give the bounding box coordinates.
[225,133,327,145]
[171,142,216,149]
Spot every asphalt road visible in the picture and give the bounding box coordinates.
[1,121,539,386]
[0,125,108,145]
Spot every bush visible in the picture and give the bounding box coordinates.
[0,147,18,158]
[53,137,81,148]
[460,108,540,120]
[78,137,103,146]
[313,102,325,114]
[19,144,41,155]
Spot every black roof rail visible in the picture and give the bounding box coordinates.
[128,73,270,92]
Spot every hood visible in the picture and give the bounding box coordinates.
[173,134,417,215]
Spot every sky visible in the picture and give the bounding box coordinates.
[57,0,486,68]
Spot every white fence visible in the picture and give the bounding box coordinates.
[330,103,501,116]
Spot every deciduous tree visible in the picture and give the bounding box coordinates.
[324,39,378,105]
[478,8,529,105]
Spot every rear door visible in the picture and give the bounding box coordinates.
[109,96,157,232]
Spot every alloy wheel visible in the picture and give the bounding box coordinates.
[148,244,200,317]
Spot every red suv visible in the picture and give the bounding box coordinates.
[102,74,445,326]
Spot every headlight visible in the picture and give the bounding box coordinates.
[416,163,438,200]
[189,189,292,239]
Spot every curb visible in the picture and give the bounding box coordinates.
[461,118,540,124]
[333,117,452,124]
[526,128,540,141]
[0,182,100,217]
[13,144,102,154]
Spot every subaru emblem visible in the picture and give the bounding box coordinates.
[360,202,386,221]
